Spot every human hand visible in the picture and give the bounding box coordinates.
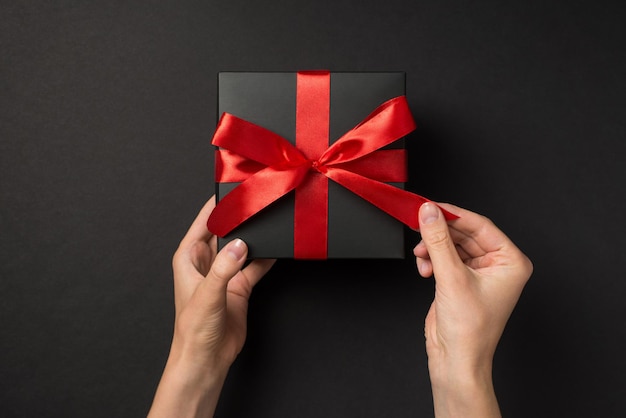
[148,196,275,417]
[413,202,532,418]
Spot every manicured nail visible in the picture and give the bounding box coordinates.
[227,238,247,261]
[420,202,440,225]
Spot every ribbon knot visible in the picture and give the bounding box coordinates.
[310,160,326,174]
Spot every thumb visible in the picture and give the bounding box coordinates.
[199,238,248,304]
[419,203,464,277]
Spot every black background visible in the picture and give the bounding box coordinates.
[1,0,625,417]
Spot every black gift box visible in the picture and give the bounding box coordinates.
[215,71,408,259]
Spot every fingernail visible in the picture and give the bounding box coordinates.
[227,238,247,261]
[420,202,440,225]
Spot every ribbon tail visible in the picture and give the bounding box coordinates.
[324,167,458,230]
[208,164,310,237]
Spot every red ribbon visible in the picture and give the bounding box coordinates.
[208,71,457,258]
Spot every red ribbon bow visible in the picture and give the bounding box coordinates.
[208,71,456,259]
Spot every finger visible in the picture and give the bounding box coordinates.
[416,257,433,278]
[195,238,249,310]
[242,259,276,288]
[172,235,218,311]
[438,203,530,273]
[413,241,435,277]
[413,240,428,259]
[417,227,486,261]
[463,254,492,271]
[174,236,217,277]
[455,244,472,263]
[418,202,465,278]
[415,240,472,265]
[437,202,510,256]
[179,196,217,248]
[227,259,277,301]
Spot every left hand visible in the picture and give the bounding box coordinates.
[148,196,275,417]
[170,196,275,369]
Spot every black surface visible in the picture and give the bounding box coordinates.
[217,71,405,258]
[2,0,625,417]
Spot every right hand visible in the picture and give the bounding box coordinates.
[414,202,533,417]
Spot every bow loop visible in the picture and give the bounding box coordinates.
[318,96,416,167]
[214,113,307,167]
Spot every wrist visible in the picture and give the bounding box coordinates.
[167,337,232,390]
[428,355,500,418]
[148,342,231,418]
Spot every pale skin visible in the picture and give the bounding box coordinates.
[148,196,275,417]
[415,202,533,418]
[148,198,532,417]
